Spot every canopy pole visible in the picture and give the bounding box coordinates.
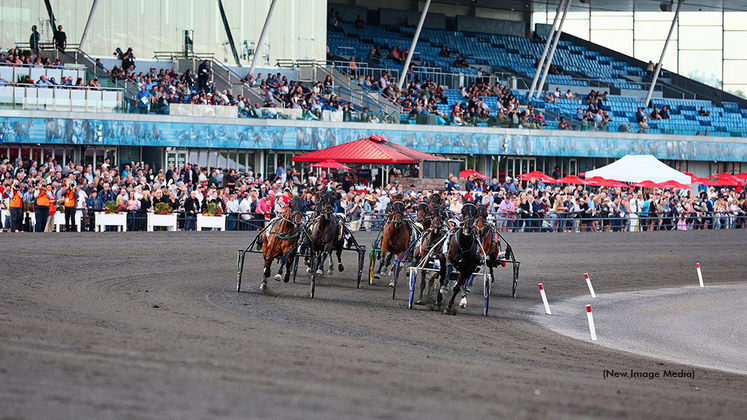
[645,0,683,107]
[397,0,432,90]
[249,0,279,78]
[79,0,100,51]
[535,0,571,98]
[528,0,565,100]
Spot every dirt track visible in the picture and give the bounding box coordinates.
[1,230,746,419]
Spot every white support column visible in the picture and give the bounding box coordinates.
[645,0,683,107]
[535,0,572,98]
[79,0,100,51]
[397,0,432,90]
[528,0,565,100]
[249,0,279,78]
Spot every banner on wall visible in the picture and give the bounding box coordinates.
[0,115,745,162]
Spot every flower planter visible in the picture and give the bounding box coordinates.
[53,210,82,232]
[196,214,226,231]
[96,212,127,232]
[147,213,178,231]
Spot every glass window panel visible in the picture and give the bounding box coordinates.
[724,32,747,59]
[723,61,747,84]
[679,50,723,88]
[724,12,747,30]
[634,21,679,41]
[246,152,255,173]
[634,40,678,70]
[679,12,722,26]
[591,30,634,56]
[562,16,590,41]
[237,152,246,172]
[679,26,722,51]
[590,13,633,30]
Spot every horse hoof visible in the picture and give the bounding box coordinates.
[443,307,457,315]
[283,276,290,283]
[415,300,425,306]
[316,269,324,276]
[439,286,449,296]
[274,274,282,282]
[259,282,267,292]
[388,281,395,287]
[338,264,344,272]
[306,267,311,274]
[327,269,334,275]
[459,297,467,309]
[373,273,381,280]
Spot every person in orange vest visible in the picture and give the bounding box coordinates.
[9,182,23,232]
[59,179,79,232]
[33,181,54,232]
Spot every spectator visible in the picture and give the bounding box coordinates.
[197,60,211,92]
[558,116,570,130]
[698,106,711,117]
[54,25,67,52]
[29,26,41,53]
[355,15,365,29]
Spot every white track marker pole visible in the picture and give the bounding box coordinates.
[586,305,597,341]
[538,283,551,314]
[696,263,704,287]
[584,273,596,298]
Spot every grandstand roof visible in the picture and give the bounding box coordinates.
[292,136,448,164]
[433,0,747,13]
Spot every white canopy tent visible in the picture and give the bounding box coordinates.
[585,155,691,184]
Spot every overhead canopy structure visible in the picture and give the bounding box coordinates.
[292,135,447,164]
[292,135,451,186]
[584,155,690,184]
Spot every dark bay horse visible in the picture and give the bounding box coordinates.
[310,190,344,276]
[413,205,447,305]
[438,202,481,314]
[415,202,432,231]
[476,205,504,285]
[260,197,305,292]
[374,200,412,287]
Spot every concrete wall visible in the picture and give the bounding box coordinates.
[456,16,525,37]
[378,8,446,30]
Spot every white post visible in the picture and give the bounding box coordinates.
[696,263,704,287]
[584,273,596,298]
[538,283,551,315]
[79,0,101,51]
[535,0,572,98]
[528,0,565,99]
[397,0,432,90]
[249,0,279,78]
[586,305,597,341]
[645,0,683,107]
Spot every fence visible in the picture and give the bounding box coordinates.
[4,209,745,233]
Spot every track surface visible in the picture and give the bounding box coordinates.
[534,284,747,376]
[1,230,746,419]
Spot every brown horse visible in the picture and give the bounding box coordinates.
[476,205,504,286]
[374,200,412,287]
[413,205,447,305]
[415,202,432,231]
[438,202,481,314]
[260,197,305,292]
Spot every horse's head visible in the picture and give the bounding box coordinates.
[287,197,305,224]
[430,205,445,235]
[460,202,477,236]
[416,202,431,224]
[389,201,406,228]
[315,190,334,220]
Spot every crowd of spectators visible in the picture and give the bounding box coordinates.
[3,155,745,234]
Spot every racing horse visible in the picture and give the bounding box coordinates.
[309,190,345,276]
[476,205,505,285]
[373,199,413,287]
[413,205,448,305]
[260,197,305,291]
[415,202,432,231]
[438,202,481,315]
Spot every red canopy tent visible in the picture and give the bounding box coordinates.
[598,179,630,188]
[690,176,720,186]
[459,169,490,179]
[658,180,691,189]
[630,180,660,188]
[584,176,608,186]
[292,135,448,186]
[555,175,587,185]
[518,171,555,183]
[310,160,352,170]
[735,173,747,180]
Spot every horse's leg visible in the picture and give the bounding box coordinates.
[416,264,428,305]
[260,257,272,292]
[284,246,297,283]
[318,251,328,276]
[440,263,454,297]
[446,273,462,315]
[330,241,345,273]
[374,240,389,279]
[275,247,292,282]
[326,243,335,275]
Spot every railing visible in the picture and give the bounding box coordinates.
[6,209,744,233]
[0,84,126,113]
[0,62,86,85]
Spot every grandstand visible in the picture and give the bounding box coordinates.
[0,0,746,179]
